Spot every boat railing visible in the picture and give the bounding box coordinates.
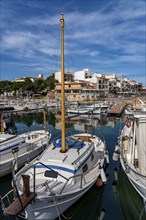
[60,156,104,194]
[33,162,68,198]
[0,189,26,219]
[31,161,86,196]
[96,132,106,144]
[72,143,93,165]
[59,173,85,194]
[0,189,15,210]
[124,163,146,178]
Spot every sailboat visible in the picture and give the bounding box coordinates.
[113,111,146,207]
[1,14,109,220]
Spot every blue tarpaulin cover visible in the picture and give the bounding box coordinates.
[53,137,85,149]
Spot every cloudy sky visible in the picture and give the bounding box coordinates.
[0,0,146,86]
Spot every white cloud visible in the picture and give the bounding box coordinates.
[1,0,145,84]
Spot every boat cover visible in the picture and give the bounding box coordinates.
[53,137,85,149]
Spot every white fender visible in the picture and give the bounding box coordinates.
[112,145,120,161]
[114,168,118,182]
[100,166,107,183]
[105,151,109,164]
[14,158,18,171]
[98,208,106,220]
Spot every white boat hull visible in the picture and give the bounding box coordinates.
[120,157,146,203]
[0,145,46,177]
[119,113,146,205]
[26,180,96,220]
[0,130,51,177]
[67,109,89,114]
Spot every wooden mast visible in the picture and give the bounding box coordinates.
[60,14,66,153]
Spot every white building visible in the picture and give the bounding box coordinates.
[55,71,74,83]
[105,74,117,80]
[15,76,37,83]
[74,69,92,81]
[38,74,44,80]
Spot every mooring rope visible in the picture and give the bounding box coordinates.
[52,195,62,220]
[138,202,146,220]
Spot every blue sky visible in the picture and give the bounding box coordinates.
[0,0,146,86]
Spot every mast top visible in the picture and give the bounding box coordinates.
[60,13,64,29]
[60,13,64,19]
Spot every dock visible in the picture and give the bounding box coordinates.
[107,104,126,116]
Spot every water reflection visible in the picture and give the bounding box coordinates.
[56,184,104,220]
[0,112,145,220]
[117,167,146,220]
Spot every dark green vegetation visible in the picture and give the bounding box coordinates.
[0,74,58,97]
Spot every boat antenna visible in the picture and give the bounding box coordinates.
[60,13,67,153]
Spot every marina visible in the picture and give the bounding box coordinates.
[0,1,146,219]
[0,111,145,220]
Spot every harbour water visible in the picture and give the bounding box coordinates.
[0,111,145,220]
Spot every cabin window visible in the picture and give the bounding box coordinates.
[82,164,88,173]
[44,170,58,178]
[91,154,94,161]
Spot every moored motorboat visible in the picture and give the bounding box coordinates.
[67,107,89,114]
[0,129,51,177]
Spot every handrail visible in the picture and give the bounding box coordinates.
[0,189,14,201]
[33,161,68,197]
[72,143,93,165]
[33,161,68,181]
[59,173,84,194]
[31,155,103,196]
[122,157,146,178]
[31,161,72,199]
[60,157,103,194]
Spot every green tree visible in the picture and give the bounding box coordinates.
[0,80,13,93]
[34,78,45,93]
[22,77,34,91]
[45,73,58,90]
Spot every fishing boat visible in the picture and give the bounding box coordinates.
[100,102,112,115]
[0,109,51,177]
[67,104,101,115]
[67,107,89,114]
[113,111,146,207]
[1,14,109,220]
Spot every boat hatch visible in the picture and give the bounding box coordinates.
[44,170,58,178]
